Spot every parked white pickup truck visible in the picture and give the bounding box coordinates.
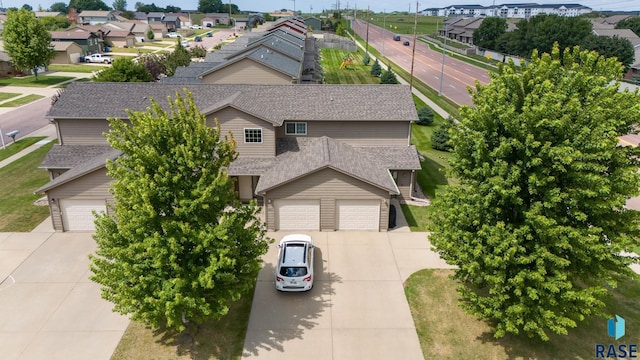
[84,53,114,64]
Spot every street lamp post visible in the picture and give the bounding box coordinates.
[438,22,448,96]
[382,10,386,57]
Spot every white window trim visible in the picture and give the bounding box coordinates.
[285,122,307,135]
[244,128,263,143]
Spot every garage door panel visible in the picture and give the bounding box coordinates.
[276,200,319,231]
[337,200,380,231]
[61,199,106,231]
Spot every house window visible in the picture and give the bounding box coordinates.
[285,122,307,135]
[244,128,263,143]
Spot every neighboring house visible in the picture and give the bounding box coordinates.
[147,12,164,24]
[104,30,136,47]
[421,3,592,18]
[78,10,118,25]
[592,28,640,79]
[50,41,83,64]
[149,24,167,39]
[100,21,150,42]
[34,11,63,18]
[134,12,148,22]
[36,83,420,232]
[162,14,180,31]
[267,17,307,35]
[163,18,316,84]
[202,13,230,27]
[0,50,20,77]
[50,30,103,54]
[304,17,322,31]
[439,17,483,45]
[178,15,191,28]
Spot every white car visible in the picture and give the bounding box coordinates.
[180,40,189,47]
[190,25,203,29]
[275,234,314,292]
[166,32,182,38]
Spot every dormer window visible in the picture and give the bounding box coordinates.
[285,122,307,135]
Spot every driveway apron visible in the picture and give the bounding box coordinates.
[242,231,451,359]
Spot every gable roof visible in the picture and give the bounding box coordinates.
[255,137,400,194]
[593,29,640,47]
[51,41,81,51]
[39,144,113,169]
[198,47,302,79]
[79,10,114,17]
[35,148,121,194]
[47,83,418,126]
[50,30,96,40]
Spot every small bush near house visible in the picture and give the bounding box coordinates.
[370,59,382,77]
[431,117,454,151]
[363,53,371,65]
[190,45,207,58]
[380,68,399,84]
[417,106,434,125]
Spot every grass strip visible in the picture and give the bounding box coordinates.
[0,136,46,161]
[0,75,75,87]
[0,94,45,107]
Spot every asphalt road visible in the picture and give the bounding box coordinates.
[351,19,491,106]
[0,97,52,142]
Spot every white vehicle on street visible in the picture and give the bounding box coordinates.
[190,24,203,29]
[166,32,182,38]
[275,234,314,292]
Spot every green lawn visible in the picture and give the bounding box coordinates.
[320,48,380,84]
[48,64,100,73]
[111,283,256,360]
[108,46,155,54]
[0,75,75,87]
[406,269,640,359]
[0,136,46,161]
[0,141,54,231]
[0,94,45,107]
[0,92,20,101]
[367,15,443,36]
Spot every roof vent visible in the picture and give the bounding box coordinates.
[261,54,264,59]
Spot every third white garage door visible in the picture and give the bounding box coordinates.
[275,199,320,231]
[60,199,107,231]
[336,199,380,231]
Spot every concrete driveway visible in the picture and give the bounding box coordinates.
[242,231,453,359]
[0,232,129,360]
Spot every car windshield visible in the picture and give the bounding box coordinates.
[280,266,308,277]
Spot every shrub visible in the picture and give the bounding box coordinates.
[431,117,454,151]
[370,59,382,76]
[380,68,399,84]
[417,106,435,125]
[363,53,371,65]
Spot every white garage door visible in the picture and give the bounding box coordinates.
[276,200,320,231]
[337,200,380,231]
[60,199,106,231]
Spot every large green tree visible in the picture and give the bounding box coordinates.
[112,0,127,11]
[472,17,507,50]
[2,9,56,80]
[92,57,152,82]
[49,2,68,13]
[615,16,640,36]
[164,41,191,76]
[38,15,71,30]
[430,45,640,341]
[580,34,635,70]
[68,0,110,12]
[90,90,271,334]
[198,0,223,14]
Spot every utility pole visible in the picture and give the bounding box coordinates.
[409,2,418,91]
[382,9,386,57]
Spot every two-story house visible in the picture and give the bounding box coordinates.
[50,30,103,55]
[78,10,118,25]
[36,83,420,232]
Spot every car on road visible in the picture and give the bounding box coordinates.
[194,35,202,42]
[190,24,202,29]
[275,234,314,292]
[393,35,401,41]
[166,32,182,38]
[206,32,213,37]
[403,40,410,46]
[181,40,189,47]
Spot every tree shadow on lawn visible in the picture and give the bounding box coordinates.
[241,246,340,357]
[474,276,640,359]
[418,155,450,199]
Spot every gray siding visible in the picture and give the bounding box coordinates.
[57,119,110,145]
[275,121,410,146]
[46,168,113,231]
[209,108,275,157]
[264,168,389,231]
[201,58,294,84]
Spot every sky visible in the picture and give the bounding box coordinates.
[5,0,639,14]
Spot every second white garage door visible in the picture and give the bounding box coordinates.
[60,199,107,231]
[337,199,380,231]
[276,199,320,231]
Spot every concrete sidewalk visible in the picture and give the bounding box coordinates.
[0,124,57,170]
